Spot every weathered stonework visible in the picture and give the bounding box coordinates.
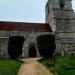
[0,29,52,58]
[46,0,75,55]
[0,0,75,58]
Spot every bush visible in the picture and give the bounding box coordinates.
[54,52,63,59]
[37,34,56,66]
[8,36,25,59]
[37,34,56,58]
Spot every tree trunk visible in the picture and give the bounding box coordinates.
[48,55,55,67]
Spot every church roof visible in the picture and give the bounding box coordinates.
[0,21,52,32]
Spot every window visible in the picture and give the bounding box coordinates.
[59,0,64,9]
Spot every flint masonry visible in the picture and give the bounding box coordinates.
[0,0,75,58]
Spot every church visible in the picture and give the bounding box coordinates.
[0,0,75,58]
[45,0,75,56]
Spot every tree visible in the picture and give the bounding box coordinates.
[37,34,56,66]
[8,36,25,59]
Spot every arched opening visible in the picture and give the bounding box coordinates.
[59,0,64,9]
[29,46,36,58]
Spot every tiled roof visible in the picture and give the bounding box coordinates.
[0,21,52,32]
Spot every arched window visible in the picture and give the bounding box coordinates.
[59,0,64,9]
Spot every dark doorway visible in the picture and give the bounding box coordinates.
[29,46,36,57]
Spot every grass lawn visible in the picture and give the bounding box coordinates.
[0,59,22,75]
[39,55,75,75]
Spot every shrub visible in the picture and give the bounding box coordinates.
[37,34,56,58]
[8,36,25,59]
[37,34,56,65]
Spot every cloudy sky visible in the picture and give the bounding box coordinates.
[0,0,75,23]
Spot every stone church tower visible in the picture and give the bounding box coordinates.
[45,0,75,55]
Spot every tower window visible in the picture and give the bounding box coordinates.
[59,0,64,9]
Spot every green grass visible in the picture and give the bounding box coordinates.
[0,59,22,75]
[39,56,75,75]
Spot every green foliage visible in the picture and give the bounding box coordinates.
[8,36,25,59]
[54,52,64,59]
[0,59,22,75]
[38,58,48,65]
[70,53,75,59]
[39,55,75,75]
[37,34,56,58]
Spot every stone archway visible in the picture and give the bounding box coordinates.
[29,46,36,58]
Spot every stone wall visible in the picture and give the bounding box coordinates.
[0,30,51,58]
[46,0,75,56]
[55,32,75,55]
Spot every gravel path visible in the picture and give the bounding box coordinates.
[17,58,53,75]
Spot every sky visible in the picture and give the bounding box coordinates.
[0,0,75,23]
